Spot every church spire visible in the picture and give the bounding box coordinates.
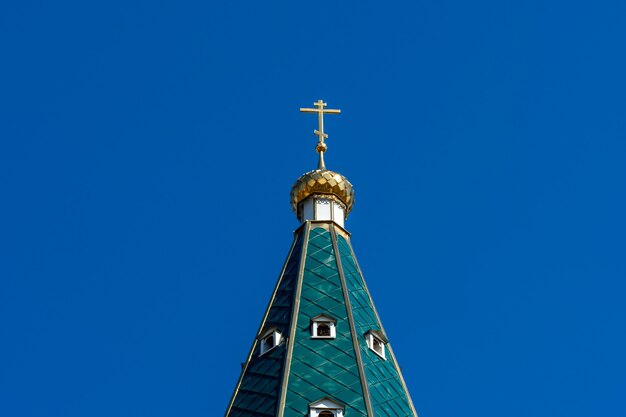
[224,101,419,417]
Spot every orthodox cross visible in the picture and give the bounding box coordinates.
[300,99,341,169]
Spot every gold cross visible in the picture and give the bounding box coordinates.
[300,99,341,169]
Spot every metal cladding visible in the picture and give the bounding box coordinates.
[290,169,355,215]
[224,224,417,417]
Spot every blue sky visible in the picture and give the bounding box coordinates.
[1,1,625,416]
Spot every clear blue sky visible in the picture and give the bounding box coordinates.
[1,1,625,416]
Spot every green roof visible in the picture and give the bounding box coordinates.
[225,223,418,417]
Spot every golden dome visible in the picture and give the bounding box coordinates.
[290,169,355,215]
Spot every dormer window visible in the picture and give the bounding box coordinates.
[365,330,387,360]
[309,397,345,417]
[259,327,282,356]
[311,314,337,339]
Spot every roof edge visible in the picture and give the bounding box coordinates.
[331,225,375,417]
[276,222,311,417]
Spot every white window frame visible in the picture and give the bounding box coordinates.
[311,314,337,339]
[309,398,345,417]
[365,331,387,360]
[259,328,282,356]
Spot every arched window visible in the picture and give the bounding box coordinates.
[259,328,282,356]
[365,330,387,360]
[372,337,384,354]
[317,323,331,337]
[311,314,337,339]
[319,412,334,417]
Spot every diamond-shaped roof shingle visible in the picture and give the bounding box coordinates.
[225,224,417,417]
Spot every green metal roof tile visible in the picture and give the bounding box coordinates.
[226,233,304,417]
[227,224,418,417]
[284,227,368,417]
[337,234,417,417]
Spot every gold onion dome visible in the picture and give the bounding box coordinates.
[292,99,354,217]
[290,169,355,215]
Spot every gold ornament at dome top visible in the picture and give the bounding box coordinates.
[290,169,354,215]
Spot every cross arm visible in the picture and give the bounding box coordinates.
[300,108,341,114]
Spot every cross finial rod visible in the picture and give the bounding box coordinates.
[300,99,341,170]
